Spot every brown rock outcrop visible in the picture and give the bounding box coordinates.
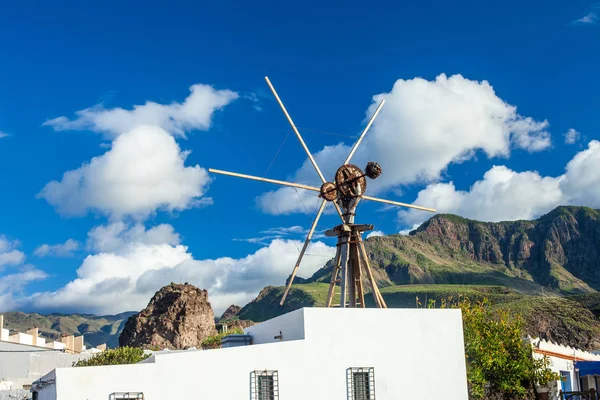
[119,283,217,349]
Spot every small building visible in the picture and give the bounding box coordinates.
[33,307,469,399]
[0,315,106,393]
[530,337,600,398]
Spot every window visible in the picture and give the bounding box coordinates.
[109,393,144,400]
[251,370,279,400]
[347,367,375,400]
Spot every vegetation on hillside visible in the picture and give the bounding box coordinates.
[73,346,149,367]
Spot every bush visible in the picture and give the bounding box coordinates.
[73,346,149,367]
[420,296,561,399]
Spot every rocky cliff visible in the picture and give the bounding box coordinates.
[119,283,217,349]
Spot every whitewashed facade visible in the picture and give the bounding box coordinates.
[34,307,469,400]
[530,337,600,398]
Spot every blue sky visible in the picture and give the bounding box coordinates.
[0,0,599,315]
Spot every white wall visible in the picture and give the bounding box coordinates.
[40,308,469,400]
[245,307,305,344]
[0,341,93,390]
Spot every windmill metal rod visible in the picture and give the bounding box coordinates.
[280,199,327,306]
[344,99,385,165]
[264,76,327,184]
[361,195,437,213]
[208,168,321,193]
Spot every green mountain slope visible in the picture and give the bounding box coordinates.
[308,206,600,294]
[2,311,135,348]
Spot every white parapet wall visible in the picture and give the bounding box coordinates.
[35,307,469,400]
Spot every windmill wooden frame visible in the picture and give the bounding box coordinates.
[209,76,436,308]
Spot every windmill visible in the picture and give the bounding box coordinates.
[209,77,436,309]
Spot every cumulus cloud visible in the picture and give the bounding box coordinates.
[399,140,600,226]
[573,12,599,25]
[38,125,212,219]
[30,223,335,315]
[34,239,81,257]
[0,235,25,268]
[233,225,325,245]
[257,74,552,214]
[366,230,384,239]
[43,84,238,139]
[565,128,581,144]
[0,267,49,312]
[87,221,180,252]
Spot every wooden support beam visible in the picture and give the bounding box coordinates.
[326,245,342,307]
[358,239,384,308]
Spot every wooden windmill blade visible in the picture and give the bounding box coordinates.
[264,76,345,221]
[279,199,327,306]
[344,99,386,165]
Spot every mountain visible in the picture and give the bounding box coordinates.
[307,206,600,294]
[238,206,600,349]
[1,311,136,348]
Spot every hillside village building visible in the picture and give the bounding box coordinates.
[530,337,600,399]
[33,308,470,400]
[0,315,105,396]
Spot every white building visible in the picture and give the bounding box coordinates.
[0,315,106,393]
[34,307,469,400]
[530,337,600,398]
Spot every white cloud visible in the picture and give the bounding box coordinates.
[257,74,551,214]
[0,131,9,139]
[560,140,600,207]
[38,125,212,219]
[0,267,49,312]
[0,235,25,268]
[30,223,335,315]
[565,128,581,144]
[34,239,81,257]
[87,221,180,253]
[399,140,600,226]
[366,230,384,239]
[233,225,325,245]
[43,84,238,139]
[573,12,598,25]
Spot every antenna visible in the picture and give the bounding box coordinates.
[209,76,436,309]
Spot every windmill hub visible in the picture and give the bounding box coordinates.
[319,162,383,204]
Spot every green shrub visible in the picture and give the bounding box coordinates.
[421,295,561,399]
[73,346,149,367]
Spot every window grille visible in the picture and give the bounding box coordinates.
[251,370,279,400]
[109,393,144,400]
[347,367,375,400]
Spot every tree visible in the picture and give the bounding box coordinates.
[73,346,150,367]
[420,296,561,399]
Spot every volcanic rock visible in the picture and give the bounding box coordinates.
[119,283,217,349]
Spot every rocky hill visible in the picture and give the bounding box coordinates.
[1,311,135,348]
[119,283,218,349]
[308,206,600,294]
